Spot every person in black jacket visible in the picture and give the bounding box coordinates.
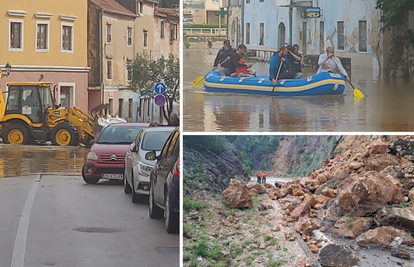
[228,44,252,76]
[287,44,303,79]
[212,40,236,76]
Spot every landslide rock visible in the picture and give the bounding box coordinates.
[337,171,399,215]
[290,203,311,221]
[294,216,320,236]
[319,244,359,267]
[250,188,258,196]
[375,207,414,231]
[409,187,414,202]
[370,144,389,155]
[349,161,365,170]
[268,187,282,200]
[321,187,336,198]
[366,154,400,172]
[303,194,318,207]
[223,179,253,209]
[264,182,272,188]
[334,217,373,238]
[246,181,266,194]
[356,226,414,247]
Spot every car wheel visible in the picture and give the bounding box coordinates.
[149,181,163,219]
[124,169,132,194]
[165,191,179,233]
[131,173,143,203]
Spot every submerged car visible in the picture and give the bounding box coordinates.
[124,126,175,203]
[148,127,180,233]
[82,123,149,184]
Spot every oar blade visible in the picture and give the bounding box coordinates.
[353,88,364,98]
[192,76,204,88]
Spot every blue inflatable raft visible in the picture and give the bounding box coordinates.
[203,71,346,96]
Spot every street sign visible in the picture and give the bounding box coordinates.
[154,82,166,94]
[305,7,321,18]
[217,7,227,18]
[154,94,166,107]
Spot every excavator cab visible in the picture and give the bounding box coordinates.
[0,82,94,146]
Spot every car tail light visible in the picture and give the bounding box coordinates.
[173,158,180,177]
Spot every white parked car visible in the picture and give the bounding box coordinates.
[124,126,175,203]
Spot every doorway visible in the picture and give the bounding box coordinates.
[58,82,75,108]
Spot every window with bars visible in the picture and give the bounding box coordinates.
[259,23,264,46]
[10,22,22,49]
[170,24,178,41]
[127,27,132,45]
[62,25,72,51]
[127,60,133,80]
[37,24,48,50]
[337,21,344,50]
[359,20,367,52]
[161,21,165,38]
[107,60,112,79]
[107,24,112,43]
[246,23,250,45]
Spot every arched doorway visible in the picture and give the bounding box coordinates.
[278,22,286,49]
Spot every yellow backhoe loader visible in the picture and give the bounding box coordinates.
[0,78,94,146]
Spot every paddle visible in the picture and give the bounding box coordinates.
[332,57,364,98]
[271,60,284,96]
[192,58,229,88]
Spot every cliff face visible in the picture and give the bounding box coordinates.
[183,136,249,194]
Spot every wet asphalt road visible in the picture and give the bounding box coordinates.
[0,174,179,267]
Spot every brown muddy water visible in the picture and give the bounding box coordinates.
[0,145,88,178]
[183,44,414,132]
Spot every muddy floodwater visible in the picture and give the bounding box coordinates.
[183,44,414,132]
[0,145,88,178]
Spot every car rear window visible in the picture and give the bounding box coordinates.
[97,126,143,144]
[141,131,172,151]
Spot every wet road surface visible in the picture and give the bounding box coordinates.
[183,43,414,132]
[0,175,179,267]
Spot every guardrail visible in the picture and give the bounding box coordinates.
[183,28,227,36]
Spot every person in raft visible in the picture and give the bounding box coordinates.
[236,55,256,77]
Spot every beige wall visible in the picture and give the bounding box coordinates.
[153,17,180,59]
[102,13,135,88]
[134,1,156,57]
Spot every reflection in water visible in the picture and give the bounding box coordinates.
[0,145,88,178]
[183,47,414,132]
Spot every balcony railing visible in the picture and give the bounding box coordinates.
[183,28,227,36]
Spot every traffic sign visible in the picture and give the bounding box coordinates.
[154,94,166,106]
[154,82,166,94]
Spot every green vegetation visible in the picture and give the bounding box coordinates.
[316,180,334,195]
[399,203,411,208]
[267,253,285,267]
[183,197,208,211]
[184,41,191,50]
[376,0,414,30]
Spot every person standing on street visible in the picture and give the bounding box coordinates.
[212,40,236,76]
[317,46,350,81]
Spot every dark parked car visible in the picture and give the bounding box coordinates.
[147,127,180,233]
[82,123,149,184]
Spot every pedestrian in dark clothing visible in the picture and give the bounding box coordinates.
[287,44,303,79]
[229,44,252,76]
[168,113,179,126]
[213,40,236,76]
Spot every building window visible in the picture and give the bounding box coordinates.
[259,0,264,2]
[137,1,143,14]
[9,20,23,50]
[107,60,112,79]
[359,20,367,52]
[119,99,123,118]
[143,30,148,47]
[127,60,133,80]
[246,23,250,44]
[161,21,165,39]
[62,23,73,52]
[170,24,178,41]
[246,0,250,3]
[212,0,219,3]
[36,23,49,50]
[128,98,133,118]
[337,21,344,50]
[127,27,132,45]
[107,24,112,43]
[259,23,264,46]
[109,99,113,115]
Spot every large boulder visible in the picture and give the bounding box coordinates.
[294,216,320,236]
[409,188,414,203]
[290,203,311,221]
[223,179,253,209]
[303,194,318,207]
[268,187,283,200]
[246,181,266,194]
[334,217,373,238]
[375,207,414,231]
[319,244,359,267]
[366,154,399,172]
[356,226,414,247]
[337,171,399,215]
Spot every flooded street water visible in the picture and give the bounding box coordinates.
[183,43,414,132]
[0,145,88,178]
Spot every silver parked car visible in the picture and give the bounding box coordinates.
[124,126,175,203]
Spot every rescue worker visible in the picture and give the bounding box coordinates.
[257,171,261,183]
[262,171,267,184]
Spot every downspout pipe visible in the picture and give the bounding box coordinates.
[100,8,105,106]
